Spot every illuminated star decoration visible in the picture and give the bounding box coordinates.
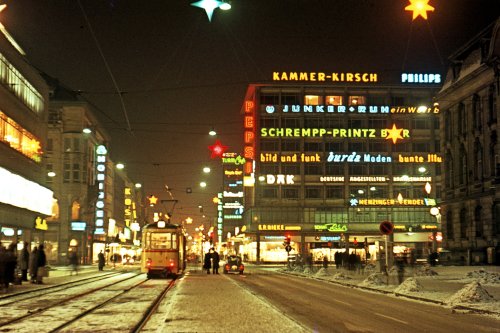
[208,139,228,159]
[385,124,404,144]
[148,195,158,206]
[191,0,224,22]
[405,0,435,20]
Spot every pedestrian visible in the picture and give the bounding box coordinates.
[212,249,220,274]
[19,242,30,281]
[334,251,340,269]
[98,250,105,271]
[4,243,17,290]
[322,255,328,269]
[29,246,38,283]
[69,250,79,275]
[36,244,47,284]
[396,258,405,284]
[0,244,7,292]
[203,250,211,274]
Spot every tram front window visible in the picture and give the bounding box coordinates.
[148,232,177,249]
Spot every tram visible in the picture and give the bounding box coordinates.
[141,221,186,278]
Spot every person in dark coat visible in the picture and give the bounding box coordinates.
[19,242,30,281]
[0,245,7,292]
[4,243,17,290]
[29,246,38,283]
[203,251,211,274]
[98,250,105,271]
[323,255,329,269]
[69,250,79,275]
[212,249,220,274]
[36,244,47,284]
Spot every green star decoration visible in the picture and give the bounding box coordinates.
[191,0,224,22]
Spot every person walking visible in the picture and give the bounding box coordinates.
[19,242,30,282]
[396,258,405,284]
[4,243,17,290]
[322,255,329,269]
[36,244,47,284]
[69,250,79,276]
[203,250,211,274]
[212,249,220,274]
[0,244,7,292]
[29,246,38,284]
[98,250,105,271]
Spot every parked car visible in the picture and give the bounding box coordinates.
[223,255,244,274]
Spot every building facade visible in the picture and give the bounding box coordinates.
[44,80,144,265]
[0,26,52,249]
[240,73,443,265]
[436,18,500,265]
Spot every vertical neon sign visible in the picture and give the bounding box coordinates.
[94,145,107,235]
[243,100,255,186]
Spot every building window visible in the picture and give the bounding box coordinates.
[348,164,365,175]
[460,208,467,239]
[260,139,279,151]
[391,96,405,105]
[413,118,431,130]
[305,163,322,175]
[259,163,278,174]
[260,93,279,105]
[304,117,321,128]
[412,142,430,152]
[281,140,300,151]
[46,138,53,152]
[283,187,299,199]
[369,141,387,152]
[305,187,322,199]
[348,141,365,151]
[325,164,343,175]
[304,141,322,151]
[348,118,363,128]
[369,164,387,175]
[326,186,343,199]
[325,118,343,128]
[282,164,300,175]
[325,95,343,105]
[472,94,482,130]
[348,96,365,105]
[475,206,483,237]
[474,139,483,181]
[0,111,43,162]
[260,117,278,128]
[446,210,454,241]
[282,118,301,128]
[304,95,322,105]
[262,187,277,198]
[325,141,343,152]
[281,93,300,105]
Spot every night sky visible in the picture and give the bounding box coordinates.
[2,0,499,225]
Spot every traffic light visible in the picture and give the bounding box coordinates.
[283,235,291,247]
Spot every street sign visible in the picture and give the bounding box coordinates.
[379,221,394,235]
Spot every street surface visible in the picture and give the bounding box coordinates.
[226,265,500,333]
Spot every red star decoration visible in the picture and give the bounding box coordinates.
[208,140,228,159]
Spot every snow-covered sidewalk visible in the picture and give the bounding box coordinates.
[147,270,308,333]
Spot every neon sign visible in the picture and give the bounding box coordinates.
[94,145,107,232]
[314,223,348,232]
[264,104,439,114]
[350,198,429,206]
[265,174,295,185]
[272,72,378,82]
[243,100,255,185]
[260,153,321,163]
[327,152,392,163]
[258,224,302,231]
[401,73,441,83]
[260,126,409,141]
[398,154,442,163]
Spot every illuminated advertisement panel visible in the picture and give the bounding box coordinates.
[94,145,107,235]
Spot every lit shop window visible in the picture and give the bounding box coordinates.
[326,95,343,105]
[348,96,366,105]
[0,111,42,162]
[304,95,322,105]
[0,53,44,114]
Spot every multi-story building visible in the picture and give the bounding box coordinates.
[0,24,52,249]
[436,18,500,265]
[240,71,443,265]
[44,79,144,265]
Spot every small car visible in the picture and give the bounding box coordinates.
[223,255,244,274]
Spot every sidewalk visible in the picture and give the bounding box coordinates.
[150,268,309,333]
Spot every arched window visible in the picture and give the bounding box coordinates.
[459,145,467,185]
[445,150,453,188]
[460,208,467,239]
[475,206,483,237]
[71,201,81,220]
[446,210,454,241]
[474,139,483,181]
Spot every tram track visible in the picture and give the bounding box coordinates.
[0,271,122,306]
[0,272,143,330]
[0,272,178,333]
